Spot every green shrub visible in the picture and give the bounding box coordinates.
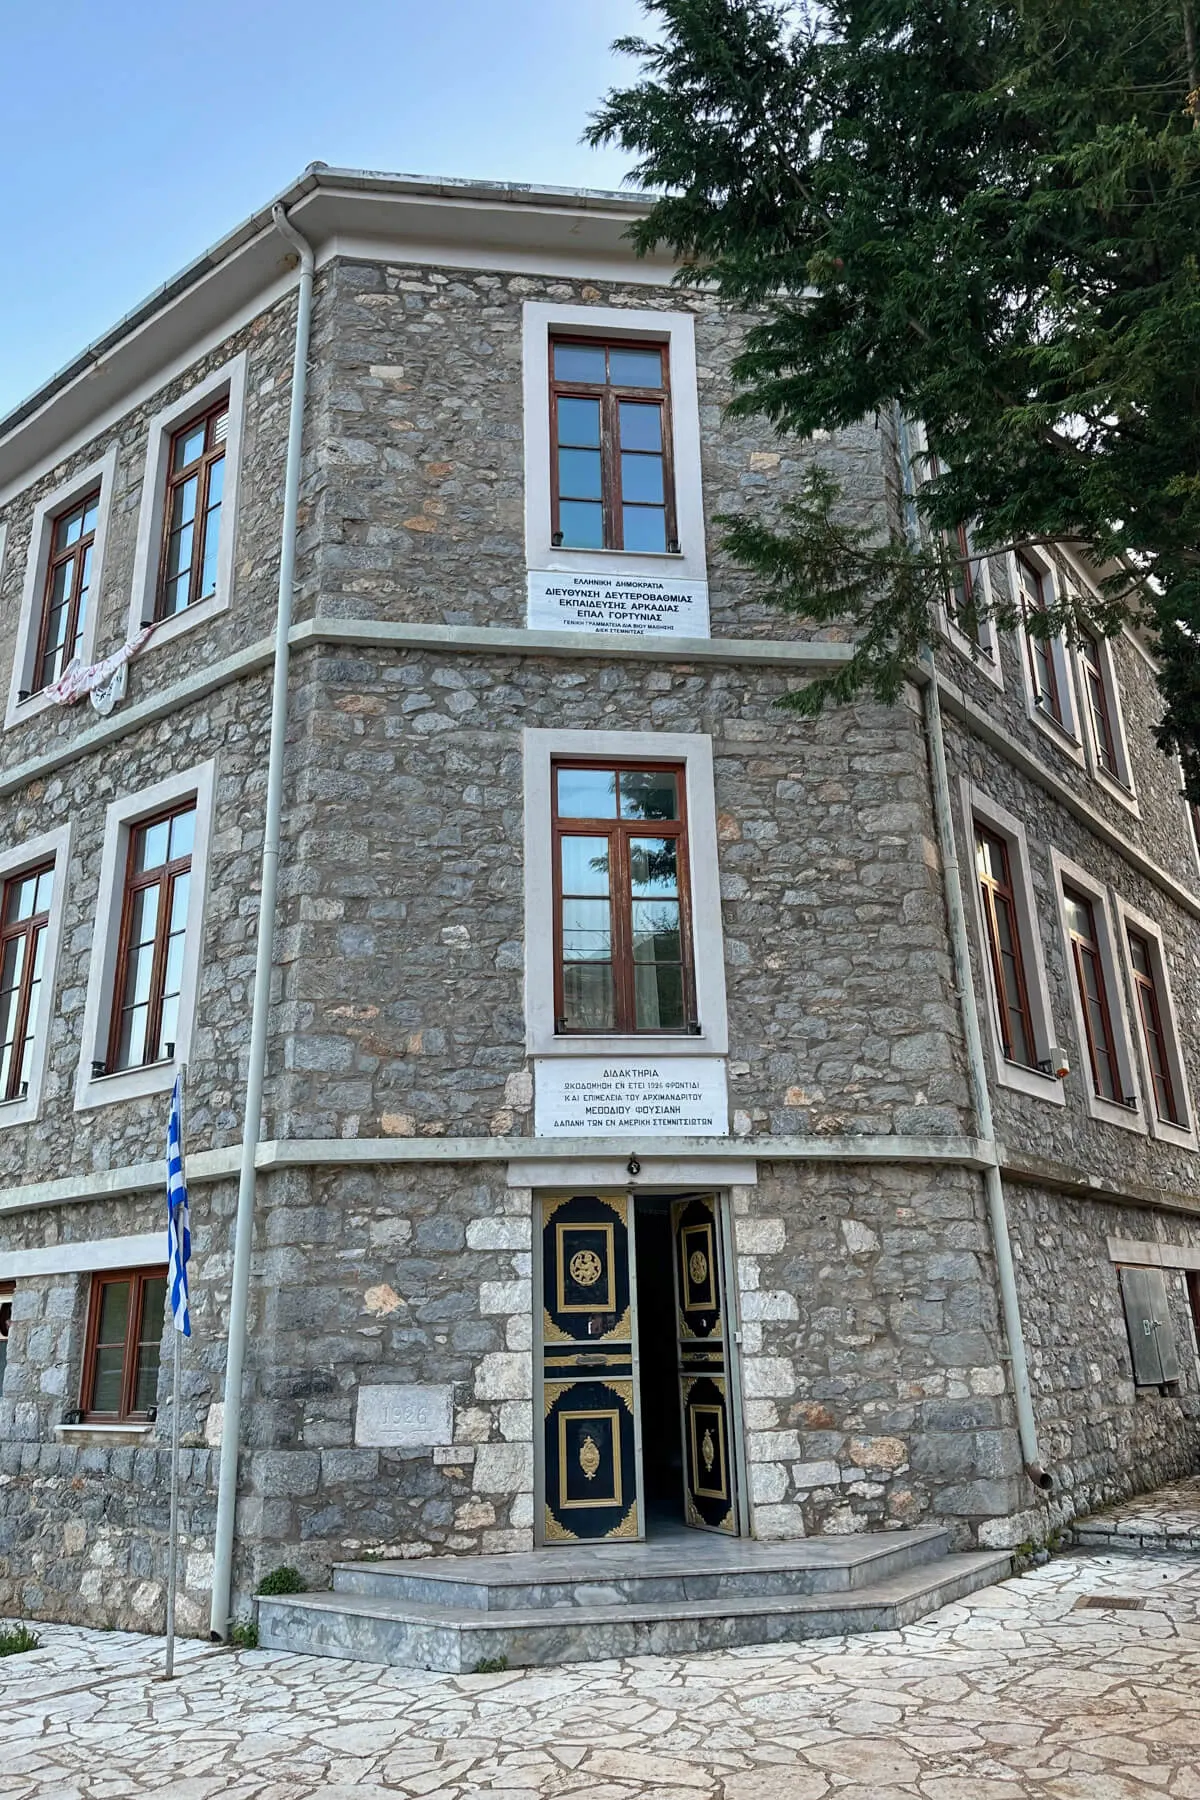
[472,1654,508,1674]
[229,1616,258,1650]
[256,1565,306,1597]
[0,1623,40,1657]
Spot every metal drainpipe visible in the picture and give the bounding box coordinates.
[920,652,1053,1491]
[209,204,315,1639]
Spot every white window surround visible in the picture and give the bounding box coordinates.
[961,785,1062,1105]
[522,301,708,585]
[1075,623,1138,811]
[74,760,215,1111]
[125,352,248,655]
[1009,549,1086,766]
[1113,896,1197,1150]
[0,1232,163,1282]
[523,727,728,1057]
[5,449,119,731]
[0,825,71,1130]
[1049,850,1146,1134]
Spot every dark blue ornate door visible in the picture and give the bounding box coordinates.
[672,1194,738,1534]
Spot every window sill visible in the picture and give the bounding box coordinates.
[1086,1093,1149,1135]
[56,1422,153,1440]
[994,1059,1066,1105]
[1091,763,1139,816]
[532,1031,728,1058]
[1147,1114,1198,1152]
[945,624,1003,690]
[137,588,226,657]
[75,1057,178,1113]
[1027,704,1086,765]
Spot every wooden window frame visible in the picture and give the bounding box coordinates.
[154,399,229,622]
[1064,885,1125,1104]
[548,336,677,554]
[1126,928,1182,1125]
[551,758,696,1036]
[32,489,101,694]
[1017,554,1068,727]
[106,804,194,1074]
[1078,630,1120,779]
[975,826,1038,1069]
[80,1266,167,1423]
[0,861,53,1104]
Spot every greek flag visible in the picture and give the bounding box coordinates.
[167,1073,191,1337]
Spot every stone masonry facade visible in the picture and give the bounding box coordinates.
[0,173,1198,1633]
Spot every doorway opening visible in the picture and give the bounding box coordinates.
[633,1197,688,1538]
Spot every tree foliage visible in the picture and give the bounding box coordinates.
[589,0,1200,793]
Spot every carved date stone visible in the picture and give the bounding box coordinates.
[355,1383,454,1448]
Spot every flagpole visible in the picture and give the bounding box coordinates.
[164,1064,186,1681]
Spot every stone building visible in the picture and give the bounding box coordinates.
[0,167,1198,1642]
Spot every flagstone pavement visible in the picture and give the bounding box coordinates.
[2,1550,1199,1799]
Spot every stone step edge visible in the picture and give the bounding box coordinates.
[330,1524,954,1588]
[261,1550,1012,1634]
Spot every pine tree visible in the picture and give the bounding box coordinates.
[589,0,1200,794]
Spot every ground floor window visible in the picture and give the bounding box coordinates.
[81,1267,167,1421]
[0,1284,12,1393]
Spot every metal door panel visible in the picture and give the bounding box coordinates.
[671,1193,738,1534]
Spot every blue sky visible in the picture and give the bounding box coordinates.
[0,0,649,416]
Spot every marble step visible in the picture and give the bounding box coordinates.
[331,1524,953,1610]
[257,1549,1012,1673]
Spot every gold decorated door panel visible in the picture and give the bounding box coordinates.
[672,1194,739,1534]
[538,1192,642,1543]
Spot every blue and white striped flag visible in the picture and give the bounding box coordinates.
[167,1073,191,1338]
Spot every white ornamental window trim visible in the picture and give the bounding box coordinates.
[523,726,729,1059]
[4,447,120,732]
[1049,849,1147,1136]
[74,759,216,1113]
[521,300,709,588]
[0,823,72,1132]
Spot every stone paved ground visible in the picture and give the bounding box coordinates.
[1074,1476,1200,1553]
[1,1551,1199,1799]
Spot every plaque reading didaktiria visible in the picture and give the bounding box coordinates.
[528,569,710,637]
[534,1057,729,1137]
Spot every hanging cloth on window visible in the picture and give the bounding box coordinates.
[46,622,155,714]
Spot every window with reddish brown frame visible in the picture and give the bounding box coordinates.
[1078,631,1120,778]
[32,489,100,693]
[0,1285,13,1394]
[552,761,695,1034]
[923,454,988,653]
[1187,1271,1200,1359]
[80,1268,167,1422]
[106,804,195,1074]
[1016,555,1066,726]
[975,827,1038,1069]
[156,400,229,620]
[0,861,53,1104]
[1063,886,1125,1104]
[1127,929,1184,1126]
[549,338,676,554]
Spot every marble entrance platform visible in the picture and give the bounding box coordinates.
[256,1525,1011,1672]
[1074,1474,1200,1554]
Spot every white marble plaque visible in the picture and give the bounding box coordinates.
[527,569,710,637]
[534,1057,729,1137]
[354,1383,453,1448]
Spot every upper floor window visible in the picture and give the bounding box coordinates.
[35,491,100,692]
[1127,929,1183,1126]
[1016,553,1067,727]
[550,339,675,555]
[552,760,693,1034]
[0,862,53,1103]
[1078,630,1119,778]
[975,827,1036,1069]
[108,804,194,1072]
[1063,886,1124,1104]
[81,1267,166,1422]
[156,402,228,620]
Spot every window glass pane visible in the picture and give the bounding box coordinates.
[629,837,678,897]
[557,766,617,818]
[51,559,75,610]
[1128,932,1151,979]
[199,517,221,602]
[62,510,84,548]
[559,836,610,896]
[90,1346,125,1414]
[635,964,685,1030]
[631,897,682,962]
[553,342,607,383]
[97,1279,131,1345]
[558,500,604,549]
[162,931,186,1001]
[622,506,667,553]
[133,1345,161,1414]
[139,1276,166,1345]
[618,401,663,451]
[7,873,42,923]
[556,396,601,446]
[561,898,612,961]
[174,424,206,471]
[1064,892,1091,940]
[33,869,53,915]
[558,448,602,500]
[206,454,225,508]
[562,962,615,1030]
[621,453,664,505]
[115,1003,149,1071]
[609,347,663,387]
[157,992,179,1060]
[81,497,100,536]
[170,474,199,532]
[619,769,679,821]
[168,808,195,862]
[136,820,171,873]
[169,874,191,933]
[162,572,191,617]
[164,524,195,587]
[125,939,157,1010]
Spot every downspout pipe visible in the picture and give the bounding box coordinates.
[209,205,315,1639]
[920,651,1054,1493]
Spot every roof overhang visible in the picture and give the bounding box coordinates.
[0,166,663,496]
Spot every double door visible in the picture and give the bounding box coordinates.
[536,1190,744,1543]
